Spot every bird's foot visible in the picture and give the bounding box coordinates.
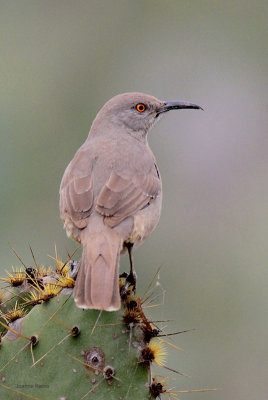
[126,269,137,291]
[120,271,137,299]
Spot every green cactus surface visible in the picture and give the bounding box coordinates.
[0,254,214,400]
[1,293,151,400]
[0,258,161,400]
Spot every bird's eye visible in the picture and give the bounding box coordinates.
[136,103,146,113]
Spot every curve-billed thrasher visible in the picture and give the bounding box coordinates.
[60,92,202,310]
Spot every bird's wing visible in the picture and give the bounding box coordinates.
[60,150,94,229]
[96,170,161,227]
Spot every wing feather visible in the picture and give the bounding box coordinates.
[96,171,161,227]
[60,151,94,229]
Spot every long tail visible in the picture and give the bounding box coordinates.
[74,228,123,311]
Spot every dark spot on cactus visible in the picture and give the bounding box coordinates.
[84,347,105,373]
[4,268,25,286]
[30,335,39,347]
[26,267,44,289]
[128,299,138,309]
[71,326,80,337]
[149,378,165,398]
[143,325,160,343]
[123,309,141,326]
[5,305,26,323]
[12,281,23,287]
[25,267,35,278]
[103,365,115,380]
[139,346,154,367]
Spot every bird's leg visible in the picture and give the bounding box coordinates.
[121,243,136,297]
[126,243,136,290]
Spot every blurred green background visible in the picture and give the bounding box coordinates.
[1,1,267,399]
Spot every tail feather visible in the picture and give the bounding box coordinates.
[74,229,122,310]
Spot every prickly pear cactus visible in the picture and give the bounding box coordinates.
[0,253,215,400]
[0,256,168,400]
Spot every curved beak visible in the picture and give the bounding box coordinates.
[158,101,203,115]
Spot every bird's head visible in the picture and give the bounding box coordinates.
[92,92,203,138]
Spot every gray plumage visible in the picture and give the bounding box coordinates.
[59,92,201,310]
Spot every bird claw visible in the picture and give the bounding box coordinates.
[120,271,137,299]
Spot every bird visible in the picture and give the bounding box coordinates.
[59,92,202,311]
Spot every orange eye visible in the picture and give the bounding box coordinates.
[136,103,146,112]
